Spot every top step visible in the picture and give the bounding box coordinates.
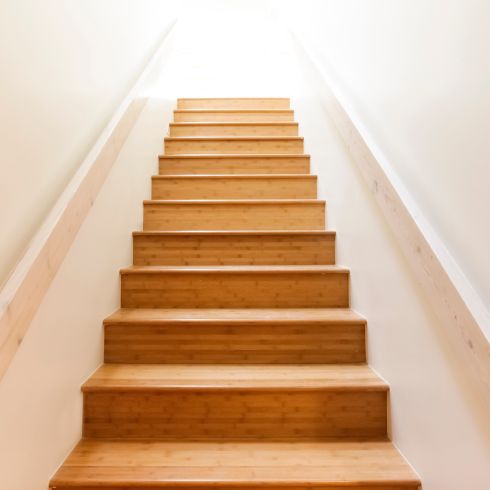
[174,110,295,122]
[177,98,290,110]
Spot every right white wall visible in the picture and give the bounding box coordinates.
[272,0,490,488]
[292,93,490,490]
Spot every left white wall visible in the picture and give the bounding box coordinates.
[0,0,176,286]
[0,2,177,487]
[0,97,175,490]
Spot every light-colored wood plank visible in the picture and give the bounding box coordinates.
[143,199,326,231]
[84,364,386,390]
[133,230,335,265]
[164,136,304,155]
[169,122,299,137]
[104,307,366,325]
[105,324,365,364]
[104,307,365,364]
[174,109,295,122]
[177,98,290,110]
[82,390,385,439]
[159,154,310,175]
[151,175,317,200]
[82,364,386,440]
[120,265,349,309]
[50,440,420,489]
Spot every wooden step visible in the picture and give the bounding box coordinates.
[169,122,299,137]
[164,136,304,155]
[133,230,335,266]
[120,265,349,309]
[159,154,310,175]
[151,175,317,200]
[104,308,365,364]
[50,439,421,490]
[177,97,290,109]
[81,364,387,440]
[174,109,295,122]
[143,199,325,231]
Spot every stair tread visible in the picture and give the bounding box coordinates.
[82,364,385,391]
[177,97,291,109]
[179,97,290,100]
[174,109,294,113]
[104,307,364,325]
[165,136,304,141]
[120,265,348,274]
[151,174,316,179]
[143,198,325,204]
[159,153,310,158]
[51,439,419,486]
[170,122,299,126]
[133,229,334,236]
[104,307,363,326]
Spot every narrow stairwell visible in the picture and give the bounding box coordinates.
[50,98,421,489]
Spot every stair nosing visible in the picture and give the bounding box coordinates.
[103,307,365,326]
[82,384,387,393]
[132,230,335,236]
[174,109,295,113]
[143,199,325,204]
[53,477,418,487]
[177,97,291,100]
[82,365,387,393]
[164,136,304,142]
[169,122,299,127]
[120,265,349,275]
[151,174,317,180]
[159,153,310,159]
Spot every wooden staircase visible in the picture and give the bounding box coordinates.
[50,98,420,489]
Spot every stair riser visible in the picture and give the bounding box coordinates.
[143,202,325,231]
[159,156,310,175]
[133,233,335,266]
[83,389,386,440]
[164,138,304,155]
[169,124,299,137]
[133,234,335,265]
[177,98,290,109]
[174,110,295,122]
[151,177,317,200]
[120,271,349,308]
[104,323,365,364]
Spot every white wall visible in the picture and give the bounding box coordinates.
[277,0,490,311]
[0,0,176,287]
[0,97,174,490]
[292,92,490,490]
[273,0,490,487]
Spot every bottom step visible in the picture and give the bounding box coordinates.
[50,439,420,489]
